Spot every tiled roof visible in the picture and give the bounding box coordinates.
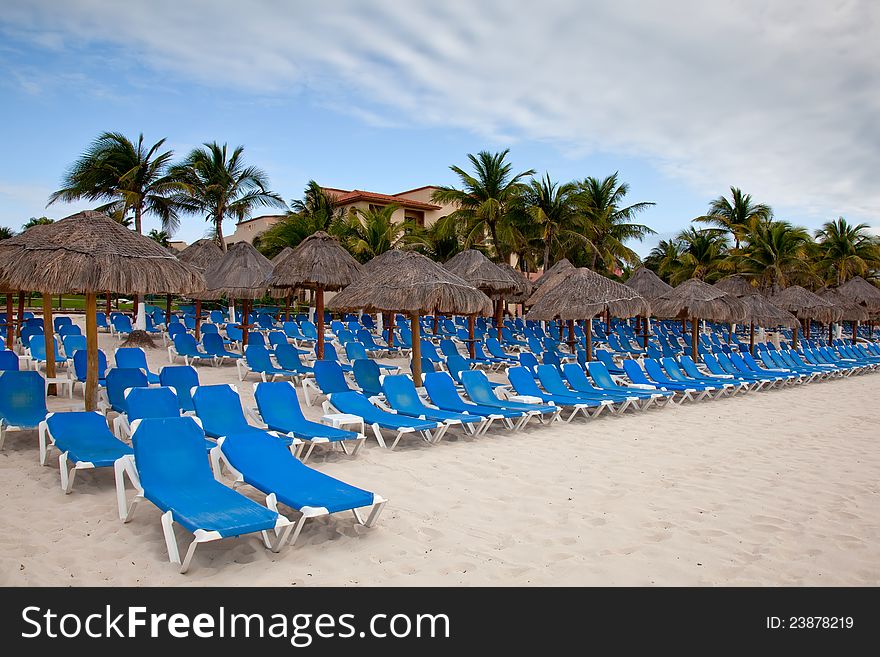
[332,189,440,211]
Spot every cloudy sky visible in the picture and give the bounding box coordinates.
[1,0,877,254]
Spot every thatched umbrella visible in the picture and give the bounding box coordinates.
[739,294,799,354]
[625,266,674,348]
[0,211,204,410]
[328,250,491,386]
[498,263,533,305]
[268,247,297,321]
[837,276,880,341]
[176,238,224,338]
[768,285,835,349]
[359,249,411,342]
[266,231,363,359]
[201,242,273,347]
[817,287,868,343]
[651,279,747,361]
[526,268,650,358]
[444,249,518,352]
[714,274,755,297]
[534,258,573,287]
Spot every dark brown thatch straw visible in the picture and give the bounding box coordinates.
[713,274,755,297]
[768,285,836,324]
[271,246,295,266]
[0,210,205,413]
[176,238,224,273]
[361,248,410,274]
[624,266,672,300]
[534,258,573,287]
[816,287,867,322]
[328,251,492,386]
[201,241,274,300]
[0,211,205,295]
[652,279,747,322]
[837,276,880,313]
[740,294,799,328]
[526,268,650,320]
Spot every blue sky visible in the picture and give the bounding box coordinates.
[1,1,877,256]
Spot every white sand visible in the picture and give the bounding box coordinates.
[2,316,879,586]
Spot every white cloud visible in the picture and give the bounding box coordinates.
[4,0,880,224]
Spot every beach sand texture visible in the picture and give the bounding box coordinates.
[1,316,878,586]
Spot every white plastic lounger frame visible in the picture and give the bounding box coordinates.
[114,420,294,574]
[38,411,110,494]
[322,398,442,450]
[167,343,218,367]
[209,437,387,547]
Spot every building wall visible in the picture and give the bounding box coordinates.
[225,215,285,246]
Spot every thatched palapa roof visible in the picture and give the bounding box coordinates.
[271,247,295,266]
[267,231,362,292]
[498,263,533,303]
[740,294,799,329]
[651,278,747,322]
[526,268,650,321]
[443,249,518,298]
[816,287,867,322]
[713,274,755,297]
[0,210,204,295]
[176,238,224,272]
[525,267,572,306]
[534,258,573,287]
[361,248,410,275]
[769,285,836,323]
[327,250,492,316]
[837,276,880,313]
[624,266,672,300]
[201,241,273,300]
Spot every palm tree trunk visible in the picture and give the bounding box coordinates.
[134,205,142,235]
[543,239,552,273]
[488,220,503,262]
[217,213,227,252]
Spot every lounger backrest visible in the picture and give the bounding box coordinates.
[423,371,462,408]
[201,332,226,355]
[314,360,351,394]
[63,335,87,357]
[562,362,591,391]
[124,386,181,421]
[73,349,108,381]
[508,366,543,396]
[112,315,133,332]
[444,354,470,380]
[173,332,200,354]
[356,329,377,347]
[353,359,382,396]
[328,391,380,419]
[106,368,148,413]
[586,362,616,389]
[0,370,47,426]
[381,375,425,414]
[702,354,726,375]
[131,417,214,490]
[58,324,82,337]
[115,347,149,371]
[53,316,73,331]
[643,359,670,382]
[459,370,497,404]
[317,342,341,362]
[191,384,250,436]
[254,381,307,428]
[660,357,687,380]
[158,366,199,412]
[519,351,539,371]
[46,411,127,455]
[542,350,562,371]
[345,341,368,361]
[245,344,274,371]
[0,350,19,371]
[622,359,651,385]
[536,364,572,395]
[225,324,243,342]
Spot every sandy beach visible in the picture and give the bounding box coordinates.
[2,317,879,586]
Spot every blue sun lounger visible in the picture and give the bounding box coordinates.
[352,359,384,397]
[508,366,607,421]
[237,344,298,383]
[459,369,559,423]
[677,355,750,393]
[114,347,160,384]
[202,332,242,364]
[586,361,674,405]
[622,359,696,401]
[100,368,149,416]
[380,374,486,435]
[115,417,294,573]
[423,371,523,431]
[716,352,784,387]
[210,430,386,546]
[728,352,797,385]
[113,386,182,439]
[325,390,442,450]
[191,383,294,448]
[40,411,133,493]
[558,363,644,412]
[643,358,716,401]
[169,333,217,367]
[253,381,365,461]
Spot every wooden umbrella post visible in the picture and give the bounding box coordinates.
[316,287,325,359]
[386,313,394,348]
[681,317,687,333]
[567,318,576,354]
[433,312,439,336]
[558,320,564,341]
[165,293,173,326]
[585,318,593,361]
[749,321,755,355]
[642,315,649,348]
[828,321,833,343]
[468,314,476,359]
[496,299,504,341]
[194,299,202,340]
[411,313,422,387]
[5,293,12,347]
[284,294,290,323]
[84,293,98,411]
[240,299,250,347]
[852,320,858,344]
[691,316,699,362]
[42,293,56,396]
[106,291,112,316]
[16,291,25,338]
[792,325,799,350]
[805,317,811,339]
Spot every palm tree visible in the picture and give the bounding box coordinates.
[518,173,585,270]
[668,228,731,284]
[814,217,880,286]
[255,181,343,258]
[171,142,285,251]
[573,173,655,272]
[417,219,465,262]
[643,238,683,283]
[289,180,344,231]
[736,220,814,293]
[335,205,423,263]
[693,186,772,250]
[148,228,171,247]
[431,149,535,261]
[0,226,14,240]
[21,216,54,230]
[48,132,184,234]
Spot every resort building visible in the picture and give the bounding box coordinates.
[225,186,453,246]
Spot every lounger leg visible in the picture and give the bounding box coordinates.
[362,496,387,528]
[114,456,143,522]
[301,442,316,463]
[286,515,310,547]
[371,423,387,448]
[161,510,184,568]
[389,431,404,450]
[350,435,366,457]
[38,421,50,465]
